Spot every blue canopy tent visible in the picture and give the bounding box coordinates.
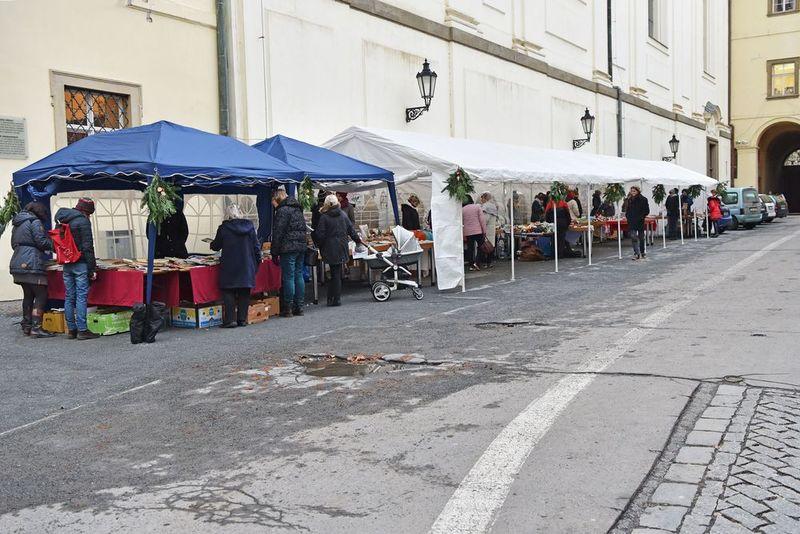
[252,134,399,228]
[13,120,305,303]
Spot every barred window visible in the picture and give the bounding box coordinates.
[771,0,797,14]
[64,86,130,144]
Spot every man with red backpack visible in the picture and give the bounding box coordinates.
[53,198,99,340]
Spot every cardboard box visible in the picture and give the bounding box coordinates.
[171,304,223,329]
[247,299,270,325]
[263,296,280,317]
[87,310,133,336]
[43,310,67,333]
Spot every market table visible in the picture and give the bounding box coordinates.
[47,269,181,307]
[602,217,659,245]
[179,260,281,305]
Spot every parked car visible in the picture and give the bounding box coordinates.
[759,194,777,223]
[722,187,761,230]
[716,204,732,234]
[771,194,789,218]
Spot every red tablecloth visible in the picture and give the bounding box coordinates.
[47,269,180,307]
[603,217,658,233]
[181,261,281,305]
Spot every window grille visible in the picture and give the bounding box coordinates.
[785,150,800,167]
[772,0,796,14]
[64,86,130,144]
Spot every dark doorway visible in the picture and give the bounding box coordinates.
[758,122,800,212]
[707,138,718,179]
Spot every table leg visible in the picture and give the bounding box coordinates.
[430,248,436,287]
[312,263,319,305]
[417,257,422,286]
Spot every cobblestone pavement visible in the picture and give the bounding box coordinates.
[632,385,800,533]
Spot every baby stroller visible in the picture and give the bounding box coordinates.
[362,226,424,302]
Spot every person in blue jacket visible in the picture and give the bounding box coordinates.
[210,204,261,328]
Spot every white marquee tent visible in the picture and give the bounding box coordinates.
[324,126,718,291]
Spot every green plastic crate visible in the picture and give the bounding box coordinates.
[87,310,133,336]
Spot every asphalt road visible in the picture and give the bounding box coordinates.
[1,218,799,533]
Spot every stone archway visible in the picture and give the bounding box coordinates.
[758,122,800,212]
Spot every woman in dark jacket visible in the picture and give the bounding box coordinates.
[210,204,261,328]
[313,195,361,306]
[401,194,421,231]
[625,186,651,260]
[9,202,53,337]
[271,189,308,317]
[154,201,189,259]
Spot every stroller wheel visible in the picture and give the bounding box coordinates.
[411,287,424,300]
[372,281,392,302]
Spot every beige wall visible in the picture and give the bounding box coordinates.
[0,0,219,300]
[731,0,800,188]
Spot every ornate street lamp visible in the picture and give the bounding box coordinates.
[405,59,438,122]
[572,108,595,150]
[663,135,680,162]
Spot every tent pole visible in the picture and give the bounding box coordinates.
[705,188,711,239]
[587,185,592,266]
[641,180,647,255]
[661,200,666,249]
[145,175,157,305]
[553,202,559,273]
[617,201,622,260]
[694,206,698,241]
[510,189,515,281]
[387,182,400,226]
[678,193,685,244]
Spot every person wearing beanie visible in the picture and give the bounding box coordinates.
[54,197,99,340]
[312,194,362,306]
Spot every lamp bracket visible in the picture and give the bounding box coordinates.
[662,155,676,162]
[405,106,428,123]
[572,138,590,150]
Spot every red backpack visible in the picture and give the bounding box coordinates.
[49,223,82,264]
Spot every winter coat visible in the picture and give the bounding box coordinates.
[313,207,361,265]
[54,208,96,273]
[625,194,650,231]
[665,194,679,217]
[155,210,189,259]
[599,202,616,217]
[462,204,487,237]
[567,199,581,222]
[210,218,261,289]
[591,194,602,216]
[341,203,356,225]
[401,203,421,231]
[272,197,308,255]
[531,199,544,222]
[545,202,571,230]
[708,197,723,221]
[9,211,52,276]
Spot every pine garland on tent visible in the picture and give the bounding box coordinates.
[141,173,179,233]
[550,181,568,201]
[442,167,475,204]
[603,183,625,205]
[0,186,21,238]
[687,184,702,199]
[298,176,315,212]
[652,184,666,205]
[713,181,728,197]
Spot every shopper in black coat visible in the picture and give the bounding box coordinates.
[155,201,189,259]
[210,204,261,327]
[401,194,421,231]
[313,195,362,306]
[9,202,53,337]
[626,186,650,259]
[271,189,308,317]
[665,189,679,239]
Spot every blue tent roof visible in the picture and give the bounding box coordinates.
[253,134,394,182]
[13,121,305,194]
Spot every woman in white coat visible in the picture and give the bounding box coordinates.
[479,192,499,269]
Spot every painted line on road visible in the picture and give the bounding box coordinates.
[0,379,163,439]
[442,301,491,316]
[428,229,800,534]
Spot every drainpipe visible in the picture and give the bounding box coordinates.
[728,0,735,185]
[616,87,623,157]
[216,0,230,137]
[608,0,623,157]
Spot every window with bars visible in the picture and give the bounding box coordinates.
[64,86,130,144]
[768,59,799,98]
[771,0,797,14]
[786,150,800,166]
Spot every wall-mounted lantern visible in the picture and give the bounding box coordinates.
[572,108,595,150]
[405,59,438,122]
[662,135,680,162]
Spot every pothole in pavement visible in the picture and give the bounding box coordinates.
[296,352,448,378]
[474,320,552,329]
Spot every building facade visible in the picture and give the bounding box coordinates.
[731,0,800,209]
[226,0,731,188]
[0,0,220,300]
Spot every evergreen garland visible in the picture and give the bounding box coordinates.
[550,181,568,201]
[442,167,475,204]
[603,183,626,205]
[0,186,21,238]
[140,173,179,234]
[298,176,315,212]
[713,181,728,197]
[652,184,666,205]
[687,184,702,199]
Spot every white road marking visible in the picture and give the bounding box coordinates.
[442,301,491,316]
[429,230,799,534]
[0,379,163,439]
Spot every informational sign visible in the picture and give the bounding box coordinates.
[0,116,28,159]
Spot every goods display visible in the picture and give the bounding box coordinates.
[171,304,223,329]
[87,309,134,336]
[512,222,554,235]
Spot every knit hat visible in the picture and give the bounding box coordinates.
[75,197,95,215]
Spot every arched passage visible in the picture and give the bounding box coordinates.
[758,121,800,212]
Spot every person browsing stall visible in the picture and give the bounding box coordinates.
[9,202,53,338]
[401,194,422,231]
[271,189,308,317]
[462,196,487,272]
[54,197,98,340]
[626,186,650,260]
[210,204,261,328]
[313,195,362,307]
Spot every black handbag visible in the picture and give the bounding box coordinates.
[305,246,319,266]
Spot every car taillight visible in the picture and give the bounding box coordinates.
[740,208,745,215]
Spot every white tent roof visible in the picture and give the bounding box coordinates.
[324,126,717,188]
